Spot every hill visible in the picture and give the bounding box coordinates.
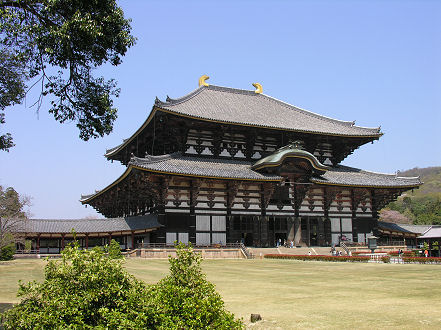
[382,166,441,225]
[397,166,441,196]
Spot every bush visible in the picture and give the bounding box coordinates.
[0,244,15,261]
[264,254,370,262]
[1,241,157,329]
[149,242,244,329]
[381,256,391,263]
[105,239,124,259]
[1,241,243,329]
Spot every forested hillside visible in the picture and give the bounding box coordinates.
[382,167,441,225]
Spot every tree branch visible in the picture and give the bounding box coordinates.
[0,1,59,28]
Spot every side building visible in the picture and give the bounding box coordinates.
[79,77,421,247]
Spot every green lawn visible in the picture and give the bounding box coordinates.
[1,258,441,329]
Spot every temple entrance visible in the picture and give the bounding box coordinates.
[275,233,287,246]
[243,233,254,246]
[300,217,328,247]
[309,218,318,246]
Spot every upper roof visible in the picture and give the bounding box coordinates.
[155,84,382,137]
[105,83,383,159]
[15,215,161,234]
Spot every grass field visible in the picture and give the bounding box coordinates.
[1,258,441,329]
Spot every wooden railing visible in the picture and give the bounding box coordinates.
[135,242,254,259]
[378,239,406,246]
[15,249,40,254]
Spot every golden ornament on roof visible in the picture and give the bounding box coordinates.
[252,83,262,94]
[199,75,210,87]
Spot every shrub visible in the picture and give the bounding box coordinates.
[0,244,15,261]
[1,241,243,329]
[1,242,156,329]
[264,254,370,262]
[105,239,124,259]
[149,242,244,329]
[381,256,391,263]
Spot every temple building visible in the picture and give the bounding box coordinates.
[78,76,421,248]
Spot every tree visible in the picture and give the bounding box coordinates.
[0,185,30,259]
[0,0,136,151]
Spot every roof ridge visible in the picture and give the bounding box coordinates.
[29,218,109,222]
[155,86,206,106]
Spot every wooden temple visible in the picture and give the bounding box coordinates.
[81,76,422,247]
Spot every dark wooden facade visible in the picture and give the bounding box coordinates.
[82,82,421,247]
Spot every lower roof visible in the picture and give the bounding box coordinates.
[81,154,422,203]
[15,215,161,234]
[311,165,421,188]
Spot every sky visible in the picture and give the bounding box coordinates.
[1,0,440,219]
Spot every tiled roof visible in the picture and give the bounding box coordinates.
[155,85,382,137]
[16,215,161,234]
[311,165,422,188]
[131,154,420,187]
[419,226,441,239]
[399,224,432,235]
[82,155,422,203]
[130,153,283,181]
[378,221,416,234]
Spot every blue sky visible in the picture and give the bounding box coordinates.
[1,0,440,218]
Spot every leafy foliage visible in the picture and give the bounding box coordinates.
[2,241,156,329]
[0,243,15,261]
[1,242,244,329]
[105,238,123,259]
[0,186,30,254]
[149,242,244,329]
[0,0,136,151]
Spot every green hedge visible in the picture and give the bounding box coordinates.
[264,254,370,262]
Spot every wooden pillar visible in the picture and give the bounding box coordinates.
[351,189,358,243]
[287,217,295,242]
[318,218,325,246]
[294,217,301,246]
[108,232,112,245]
[85,234,89,249]
[259,183,266,248]
[61,234,65,252]
[306,217,311,247]
[131,231,135,249]
[371,189,379,236]
[36,234,40,252]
